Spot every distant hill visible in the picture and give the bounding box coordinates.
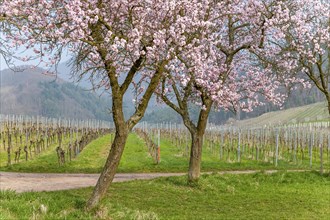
[233,102,329,127]
[0,67,111,120]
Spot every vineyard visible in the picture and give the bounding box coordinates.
[1,114,329,174]
[0,115,111,168]
[136,121,330,173]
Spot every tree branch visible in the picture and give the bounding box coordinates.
[120,53,145,94]
[127,61,168,129]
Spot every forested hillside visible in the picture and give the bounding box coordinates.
[0,67,111,120]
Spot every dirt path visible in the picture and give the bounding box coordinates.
[0,170,307,193]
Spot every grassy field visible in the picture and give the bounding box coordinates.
[0,171,329,219]
[1,132,320,173]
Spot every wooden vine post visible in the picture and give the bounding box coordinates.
[156,129,161,164]
[237,131,241,163]
[275,129,279,167]
[319,133,323,175]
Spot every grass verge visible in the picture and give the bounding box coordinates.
[0,171,329,219]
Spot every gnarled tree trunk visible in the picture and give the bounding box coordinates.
[187,99,212,183]
[85,57,165,210]
[188,131,203,183]
[325,92,330,115]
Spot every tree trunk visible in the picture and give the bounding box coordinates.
[188,132,203,183]
[86,126,128,209]
[326,94,330,115]
[187,101,212,183]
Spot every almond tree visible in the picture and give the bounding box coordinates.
[254,0,330,114]
[0,0,205,208]
[158,0,308,183]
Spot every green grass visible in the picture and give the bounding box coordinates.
[2,133,328,173]
[118,135,189,173]
[1,171,329,219]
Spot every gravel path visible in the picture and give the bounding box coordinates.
[0,170,306,193]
